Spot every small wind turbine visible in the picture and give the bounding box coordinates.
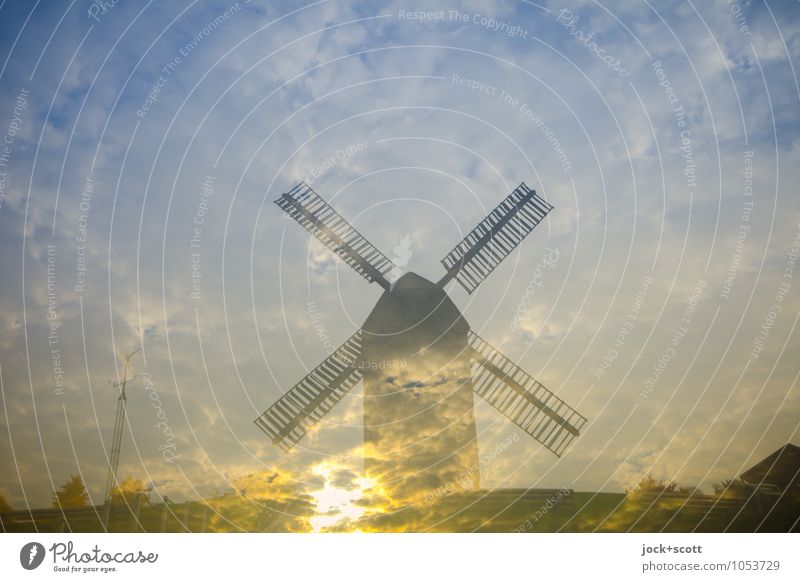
[102,347,141,529]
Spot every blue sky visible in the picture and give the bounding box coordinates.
[0,0,799,517]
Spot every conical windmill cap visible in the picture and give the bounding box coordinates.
[362,271,468,340]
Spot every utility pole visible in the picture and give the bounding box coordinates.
[102,347,141,530]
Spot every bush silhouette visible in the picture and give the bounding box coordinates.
[52,475,90,508]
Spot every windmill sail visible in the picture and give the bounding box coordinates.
[254,330,363,451]
[276,182,394,290]
[468,332,586,457]
[439,183,553,294]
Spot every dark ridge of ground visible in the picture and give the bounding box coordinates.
[2,488,797,533]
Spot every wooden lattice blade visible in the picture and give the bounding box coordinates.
[468,332,586,457]
[439,183,553,294]
[254,331,363,451]
[276,182,394,290]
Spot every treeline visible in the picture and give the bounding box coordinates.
[0,474,152,512]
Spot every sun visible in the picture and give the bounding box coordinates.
[308,462,374,532]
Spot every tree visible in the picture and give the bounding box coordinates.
[628,474,677,494]
[627,473,695,497]
[111,477,151,506]
[52,475,90,508]
[0,491,11,512]
[712,478,753,499]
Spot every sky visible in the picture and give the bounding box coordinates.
[0,0,798,530]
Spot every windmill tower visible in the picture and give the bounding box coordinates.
[255,182,587,501]
[102,347,140,528]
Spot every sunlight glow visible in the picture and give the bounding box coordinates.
[308,462,373,532]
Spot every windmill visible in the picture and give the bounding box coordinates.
[256,181,587,500]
